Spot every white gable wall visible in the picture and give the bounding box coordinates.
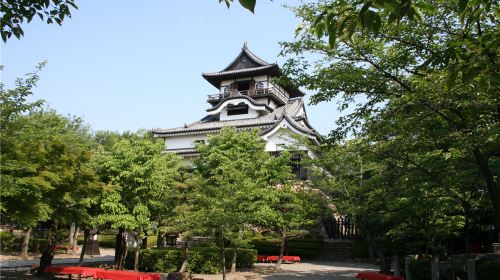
[165,134,209,150]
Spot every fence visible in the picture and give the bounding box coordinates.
[322,216,359,240]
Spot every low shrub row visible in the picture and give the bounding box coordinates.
[0,231,47,253]
[77,234,157,248]
[124,247,257,274]
[250,236,323,259]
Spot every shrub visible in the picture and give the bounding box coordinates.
[124,247,257,274]
[0,231,20,251]
[477,261,500,280]
[29,238,48,252]
[351,240,369,258]
[250,236,323,259]
[408,258,431,280]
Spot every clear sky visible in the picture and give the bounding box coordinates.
[2,0,340,136]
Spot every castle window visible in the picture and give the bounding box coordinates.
[237,81,250,92]
[227,104,248,115]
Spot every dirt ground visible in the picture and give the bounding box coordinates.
[0,260,377,280]
[0,248,115,263]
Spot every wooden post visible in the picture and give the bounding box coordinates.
[404,256,411,280]
[391,256,400,276]
[431,255,439,280]
[467,258,476,280]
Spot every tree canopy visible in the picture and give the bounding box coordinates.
[1,0,78,42]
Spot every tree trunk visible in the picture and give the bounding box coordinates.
[220,229,226,280]
[376,248,390,274]
[69,223,75,247]
[118,244,128,270]
[115,227,126,266]
[157,232,164,248]
[72,226,79,255]
[473,148,500,240]
[134,248,140,272]
[20,227,31,260]
[276,231,286,270]
[179,239,189,272]
[231,248,237,273]
[37,220,58,275]
[78,229,90,266]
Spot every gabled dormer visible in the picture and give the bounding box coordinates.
[202,43,304,110]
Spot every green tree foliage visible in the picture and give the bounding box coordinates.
[93,131,181,270]
[281,0,500,241]
[1,0,78,42]
[191,127,294,278]
[256,182,322,269]
[311,139,486,270]
[1,64,104,269]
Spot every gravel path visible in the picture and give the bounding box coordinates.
[0,248,115,268]
[191,261,378,280]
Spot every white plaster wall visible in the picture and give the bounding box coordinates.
[264,128,310,155]
[165,134,209,150]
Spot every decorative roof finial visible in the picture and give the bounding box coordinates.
[243,41,248,49]
[184,124,188,128]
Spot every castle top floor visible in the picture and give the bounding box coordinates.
[202,43,304,108]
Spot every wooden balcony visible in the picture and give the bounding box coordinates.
[207,87,288,105]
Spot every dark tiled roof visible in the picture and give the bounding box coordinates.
[202,43,281,88]
[223,43,272,70]
[153,98,318,138]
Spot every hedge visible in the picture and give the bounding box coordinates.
[0,231,47,253]
[350,240,370,258]
[76,234,157,249]
[477,262,500,280]
[250,236,323,259]
[124,247,257,274]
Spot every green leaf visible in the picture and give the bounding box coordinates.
[328,22,337,48]
[447,67,459,89]
[359,1,372,15]
[239,0,256,13]
[458,0,469,12]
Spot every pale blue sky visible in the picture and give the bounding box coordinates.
[2,0,340,135]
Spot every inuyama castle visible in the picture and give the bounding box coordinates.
[153,43,321,179]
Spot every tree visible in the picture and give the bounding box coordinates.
[310,138,480,271]
[1,63,45,259]
[1,110,103,274]
[93,131,181,270]
[1,64,104,270]
[281,0,500,240]
[1,0,78,42]
[192,127,292,279]
[258,183,322,270]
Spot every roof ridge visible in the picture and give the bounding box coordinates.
[202,65,277,76]
[242,44,271,66]
[219,43,270,72]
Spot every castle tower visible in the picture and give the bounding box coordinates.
[153,44,320,178]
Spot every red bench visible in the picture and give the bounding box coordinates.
[259,255,301,263]
[257,255,268,262]
[356,271,404,280]
[44,265,105,278]
[94,269,160,280]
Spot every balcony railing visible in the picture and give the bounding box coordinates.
[207,86,288,105]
